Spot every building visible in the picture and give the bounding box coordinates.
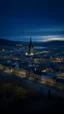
[26,37,34,56]
[40,72,56,84]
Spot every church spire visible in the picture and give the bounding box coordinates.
[29,37,32,46]
[29,37,34,55]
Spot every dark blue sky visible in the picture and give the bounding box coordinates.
[0,0,64,41]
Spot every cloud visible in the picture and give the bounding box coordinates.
[19,35,64,42]
[40,35,64,42]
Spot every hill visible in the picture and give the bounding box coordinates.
[0,38,16,46]
[0,38,64,47]
[33,40,64,46]
[0,38,21,46]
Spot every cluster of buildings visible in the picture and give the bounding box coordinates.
[0,38,64,88]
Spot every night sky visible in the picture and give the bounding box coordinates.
[0,0,64,41]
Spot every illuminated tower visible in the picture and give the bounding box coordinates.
[29,37,34,55]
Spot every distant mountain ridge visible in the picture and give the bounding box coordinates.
[0,38,64,46]
[33,40,64,47]
[0,38,21,46]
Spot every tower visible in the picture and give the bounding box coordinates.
[29,37,34,55]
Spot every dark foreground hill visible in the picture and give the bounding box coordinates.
[0,69,64,114]
[0,80,64,114]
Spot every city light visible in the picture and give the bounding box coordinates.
[10,69,13,72]
[26,52,28,55]
[30,53,34,55]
